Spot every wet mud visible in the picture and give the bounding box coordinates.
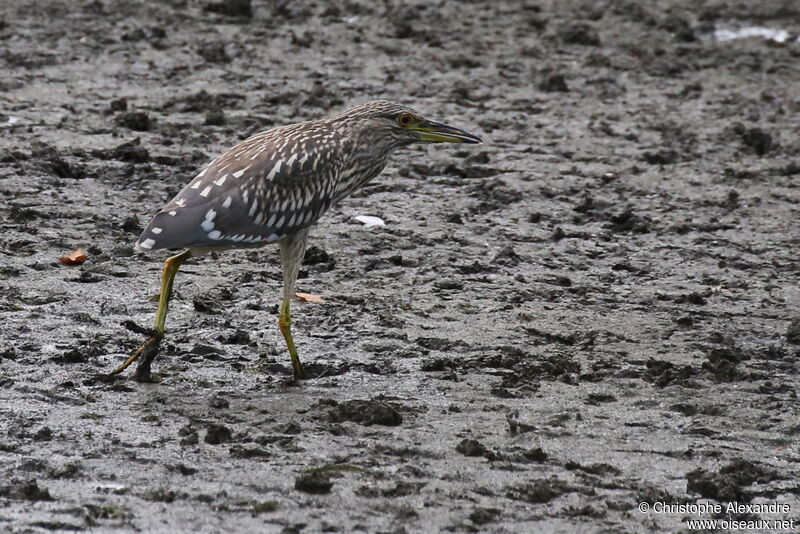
[1,1,799,532]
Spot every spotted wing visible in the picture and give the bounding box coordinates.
[136,124,343,252]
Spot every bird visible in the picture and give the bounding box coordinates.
[111,100,482,382]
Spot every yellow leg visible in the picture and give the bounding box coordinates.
[111,250,192,380]
[278,228,309,380]
[279,297,305,379]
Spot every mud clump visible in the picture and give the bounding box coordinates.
[115,111,152,132]
[686,459,780,503]
[469,507,501,525]
[204,0,253,18]
[295,471,333,494]
[197,41,230,63]
[303,245,336,272]
[642,149,680,165]
[507,479,572,504]
[559,23,601,46]
[538,72,569,92]
[456,438,490,457]
[327,399,403,426]
[645,359,698,388]
[0,479,52,501]
[737,126,774,155]
[204,423,233,445]
[702,345,748,382]
[108,138,150,163]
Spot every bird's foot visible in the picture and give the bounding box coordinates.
[110,334,163,382]
[292,360,306,380]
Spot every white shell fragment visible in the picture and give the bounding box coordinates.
[353,215,385,228]
[713,26,797,43]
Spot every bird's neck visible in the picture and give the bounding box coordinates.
[333,131,395,202]
[350,127,396,173]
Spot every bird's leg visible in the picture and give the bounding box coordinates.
[278,229,309,379]
[279,298,303,379]
[111,249,192,381]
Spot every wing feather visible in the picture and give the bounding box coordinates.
[136,122,341,252]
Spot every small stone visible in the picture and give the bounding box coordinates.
[209,395,230,409]
[303,245,335,268]
[204,423,232,445]
[204,109,226,126]
[221,329,250,345]
[0,479,52,501]
[740,127,773,156]
[204,0,252,18]
[685,292,706,305]
[434,279,464,290]
[115,111,152,131]
[112,138,150,163]
[469,507,501,525]
[33,427,52,442]
[180,431,199,446]
[328,399,402,426]
[456,438,488,457]
[492,245,521,266]
[56,348,87,363]
[229,445,271,459]
[538,72,568,92]
[174,464,198,476]
[109,98,128,112]
[508,479,569,504]
[197,41,230,63]
[522,447,548,462]
[559,23,600,46]
[120,216,142,234]
[642,149,679,165]
[294,471,333,494]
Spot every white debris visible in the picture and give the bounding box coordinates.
[353,215,386,228]
[713,26,796,43]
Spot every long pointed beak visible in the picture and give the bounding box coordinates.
[412,119,483,144]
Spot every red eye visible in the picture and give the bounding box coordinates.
[398,113,412,126]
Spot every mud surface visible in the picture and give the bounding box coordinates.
[2,1,800,533]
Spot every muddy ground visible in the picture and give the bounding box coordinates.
[1,0,799,532]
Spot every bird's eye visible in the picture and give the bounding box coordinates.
[397,113,412,127]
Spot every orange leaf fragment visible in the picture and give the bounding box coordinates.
[59,247,88,265]
[295,292,322,302]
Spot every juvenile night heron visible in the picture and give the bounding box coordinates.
[112,100,482,381]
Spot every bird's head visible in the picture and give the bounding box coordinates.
[332,100,483,150]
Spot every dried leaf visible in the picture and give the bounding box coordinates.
[59,247,87,265]
[295,292,322,302]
